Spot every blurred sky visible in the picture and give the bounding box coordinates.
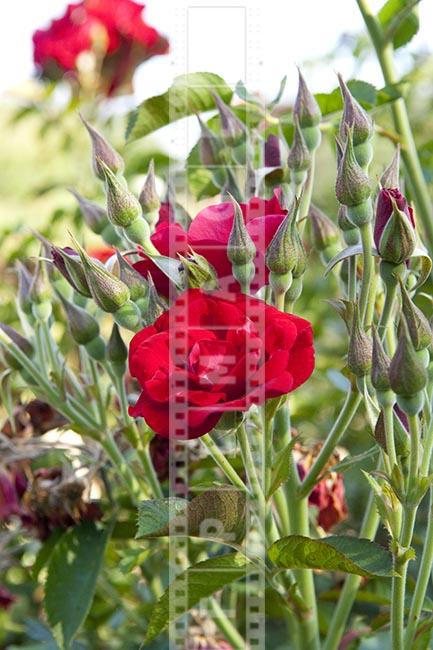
[1,0,432,100]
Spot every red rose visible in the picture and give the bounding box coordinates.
[0,586,16,610]
[374,188,416,263]
[87,245,115,263]
[133,192,287,297]
[128,288,314,438]
[33,0,169,95]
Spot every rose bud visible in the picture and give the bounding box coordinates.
[51,246,92,297]
[139,159,161,231]
[99,159,142,228]
[294,68,322,151]
[179,250,219,291]
[371,325,392,404]
[287,117,311,186]
[380,145,401,189]
[399,279,432,354]
[227,197,256,291]
[374,403,410,458]
[0,323,34,371]
[264,134,281,168]
[58,294,105,360]
[374,189,416,264]
[389,321,428,415]
[197,114,222,167]
[114,252,149,317]
[309,204,341,262]
[74,239,140,330]
[347,305,372,378]
[335,128,371,225]
[16,261,34,315]
[266,201,299,296]
[80,115,124,180]
[294,68,321,129]
[107,323,128,369]
[69,189,108,234]
[338,74,373,148]
[0,586,16,610]
[212,93,246,146]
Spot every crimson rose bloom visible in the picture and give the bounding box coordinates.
[33,0,168,95]
[133,192,287,297]
[128,289,314,438]
[374,188,415,251]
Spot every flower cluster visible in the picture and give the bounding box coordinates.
[33,0,168,95]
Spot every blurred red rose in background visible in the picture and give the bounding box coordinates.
[33,0,169,95]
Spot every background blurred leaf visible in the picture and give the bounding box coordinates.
[378,0,420,49]
[44,521,112,650]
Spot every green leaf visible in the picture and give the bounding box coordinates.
[145,553,251,643]
[327,446,379,475]
[137,487,247,544]
[315,80,377,116]
[44,521,112,650]
[378,0,420,49]
[267,437,298,499]
[147,254,184,290]
[268,535,393,578]
[32,529,63,579]
[126,72,233,141]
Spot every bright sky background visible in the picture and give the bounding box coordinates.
[0,0,432,154]
[1,0,432,97]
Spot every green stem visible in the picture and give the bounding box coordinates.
[356,0,433,253]
[136,446,163,499]
[201,433,249,494]
[391,507,417,650]
[89,358,107,430]
[404,489,433,648]
[359,222,375,326]
[298,390,361,498]
[407,413,420,492]
[378,281,398,352]
[101,431,142,503]
[348,256,357,302]
[322,476,380,650]
[237,423,267,523]
[208,597,246,649]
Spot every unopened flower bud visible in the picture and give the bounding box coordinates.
[292,225,307,279]
[266,201,298,277]
[69,189,108,234]
[75,240,130,312]
[58,293,99,345]
[115,251,148,302]
[16,262,34,315]
[371,326,391,393]
[338,74,373,147]
[374,189,416,264]
[287,118,311,182]
[347,306,372,377]
[212,93,246,145]
[179,250,218,290]
[81,115,124,180]
[399,280,432,351]
[29,261,52,320]
[0,323,33,370]
[107,323,127,367]
[51,246,92,297]
[197,114,222,166]
[139,160,160,231]
[264,134,281,167]
[294,68,321,129]
[309,204,340,252]
[380,145,400,189]
[336,129,371,210]
[389,323,427,412]
[99,160,141,228]
[227,197,256,266]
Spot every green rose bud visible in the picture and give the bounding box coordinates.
[376,197,416,265]
[294,68,321,128]
[399,279,432,351]
[139,159,160,231]
[287,117,311,179]
[338,74,373,147]
[371,325,391,393]
[0,323,34,370]
[114,251,149,302]
[51,246,92,298]
[309,204,341,252]
[69,189,108,235]
[389,322,428,410]
[335,128,371,209]
[99,160,142,228]
[227,197,256,266]
[212,93,246,146]
[16,261,34,315]
[266,201,299,278]
[179,250,218,290]
[81,115,124,180]
[347,305,372,377]
[107,323,128,366]
[58,293,99,345]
